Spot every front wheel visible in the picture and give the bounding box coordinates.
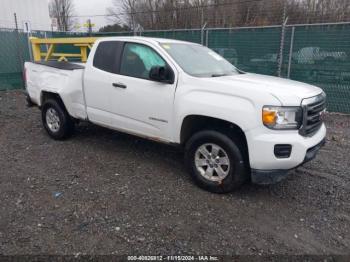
[41,99,74,140]
[185,130,248,193]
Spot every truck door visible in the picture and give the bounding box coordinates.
[109,42,177,142]
[84,41,124,126]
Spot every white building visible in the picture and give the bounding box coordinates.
[0,0,51,31]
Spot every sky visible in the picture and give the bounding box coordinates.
[73,0,115,31]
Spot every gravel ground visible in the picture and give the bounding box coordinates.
[0,90,349,255]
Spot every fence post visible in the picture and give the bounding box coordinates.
[287,26,295,79]
[206,29,209,47]
[277,1,288,77]
[27,31,33,62]
[201,7,204,44]
[277,21,287,77]
[14,13,25,82]
[201,22,207,45]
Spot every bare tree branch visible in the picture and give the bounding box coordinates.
[49,0,75,31]
[106,0,350,31]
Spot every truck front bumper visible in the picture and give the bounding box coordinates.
[245,123,326,185]
[251,138,325,184]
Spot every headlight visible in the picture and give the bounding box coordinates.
[262,106,302,130]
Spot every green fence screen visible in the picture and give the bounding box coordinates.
[282,25,350,113]
[0,24,349,113]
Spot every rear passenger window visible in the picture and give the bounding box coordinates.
[93,41,123,73]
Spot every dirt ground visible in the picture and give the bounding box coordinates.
[0,90,349,255]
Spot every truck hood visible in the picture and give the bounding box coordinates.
[203,73,323,105]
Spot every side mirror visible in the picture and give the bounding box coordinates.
[149,66,174,84]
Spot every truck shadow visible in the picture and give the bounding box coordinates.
[72,122,297,198]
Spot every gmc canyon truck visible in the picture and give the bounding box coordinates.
[24,37,326,193]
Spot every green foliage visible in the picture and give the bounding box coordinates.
[99,24,130,33]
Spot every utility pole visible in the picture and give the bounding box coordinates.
[87,19,92,36]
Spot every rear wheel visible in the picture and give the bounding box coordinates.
[41,99,74,140]
[185,130,247,193]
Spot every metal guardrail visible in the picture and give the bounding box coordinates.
[29,37,97,62]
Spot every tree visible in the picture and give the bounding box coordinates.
[107,0,138,30]
[99,24,130,32]
[49,0,75,31]
[106,0,350,31]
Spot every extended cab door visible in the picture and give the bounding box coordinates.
[108,42,177,142]
[83,41,124,126]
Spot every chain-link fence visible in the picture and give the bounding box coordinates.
[0,29,28,89]
[281,24,350,113]
[0,23,349,113]
[205,23,350,112]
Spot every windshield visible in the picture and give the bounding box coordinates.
[160,43,239,77]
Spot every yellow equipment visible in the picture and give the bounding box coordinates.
[30,37,98,62]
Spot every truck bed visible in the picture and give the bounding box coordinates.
[34,61,85,70]
[25,61,87,120]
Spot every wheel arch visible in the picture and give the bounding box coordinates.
[40,92,75,140]
[180,115,250,166]
[40,91,69,114]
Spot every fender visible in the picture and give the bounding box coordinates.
[174,90,259,143]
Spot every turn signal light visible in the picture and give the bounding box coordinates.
[262,109,277,125]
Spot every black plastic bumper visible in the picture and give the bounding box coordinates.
[25,92,35,107]
[251,138,326,185]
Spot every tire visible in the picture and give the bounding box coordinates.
[185,130,247,193]
[41,99,74,140]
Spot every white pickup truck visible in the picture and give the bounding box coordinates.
[24,37,326,193]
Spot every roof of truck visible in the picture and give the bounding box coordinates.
[99,36,198,45]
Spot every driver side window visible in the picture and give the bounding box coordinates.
[120,43,166,80]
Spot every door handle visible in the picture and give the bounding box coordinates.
[112,82,127,89]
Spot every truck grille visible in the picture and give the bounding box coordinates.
[299,93,326,137]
